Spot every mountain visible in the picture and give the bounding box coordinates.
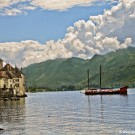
[23,47,135,91]
[23,58,89,89]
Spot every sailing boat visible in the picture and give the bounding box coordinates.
[85,65,128,95]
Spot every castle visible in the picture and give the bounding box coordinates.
[0,59,26,98]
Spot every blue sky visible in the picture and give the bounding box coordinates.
[0,0,134,67]
[0,1,117,44]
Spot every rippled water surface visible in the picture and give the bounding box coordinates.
[0,89,135,135]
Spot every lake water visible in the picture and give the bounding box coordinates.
[0,89,135,135]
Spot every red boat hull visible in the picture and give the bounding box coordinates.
[85,86,128,95]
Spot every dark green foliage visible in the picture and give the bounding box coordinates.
[23,47,135,91]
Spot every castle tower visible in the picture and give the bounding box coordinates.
[0,59,3,69]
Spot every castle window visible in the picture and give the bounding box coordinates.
[3,79,8,83]
[16,79,19,82]
[3,84,6,88]
[16,83,19,87]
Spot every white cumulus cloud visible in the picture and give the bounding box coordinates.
[0,40,72,67]
[0,0,135,67]
[31,0,96,11]
[0,0,35,16]
[0,0,117,16]
[0,8,23,16]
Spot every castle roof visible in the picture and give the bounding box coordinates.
[0,63,23,79]
[3,63,14,71]
[8,71,19,78]
[15,67,24,76]
[0,71,11,79]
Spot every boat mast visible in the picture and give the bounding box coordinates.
[100,65,102,89]
[87,69,90,90]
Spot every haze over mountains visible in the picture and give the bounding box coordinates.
[23,47,135,90]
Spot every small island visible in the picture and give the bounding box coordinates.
[0,59,27,101]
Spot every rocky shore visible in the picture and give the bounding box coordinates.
[0,97,20,101]
[0,93,27,101]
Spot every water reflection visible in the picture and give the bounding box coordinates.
[100,95,104,120]
[0,90,135,135]
[86,93,134,134]
[87,95,104,122]
[0,98,25,123]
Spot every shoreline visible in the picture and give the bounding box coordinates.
[0,94,27,101]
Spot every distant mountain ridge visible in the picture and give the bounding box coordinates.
[23,47,135,91]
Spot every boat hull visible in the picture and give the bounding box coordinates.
[85,86,128,95]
